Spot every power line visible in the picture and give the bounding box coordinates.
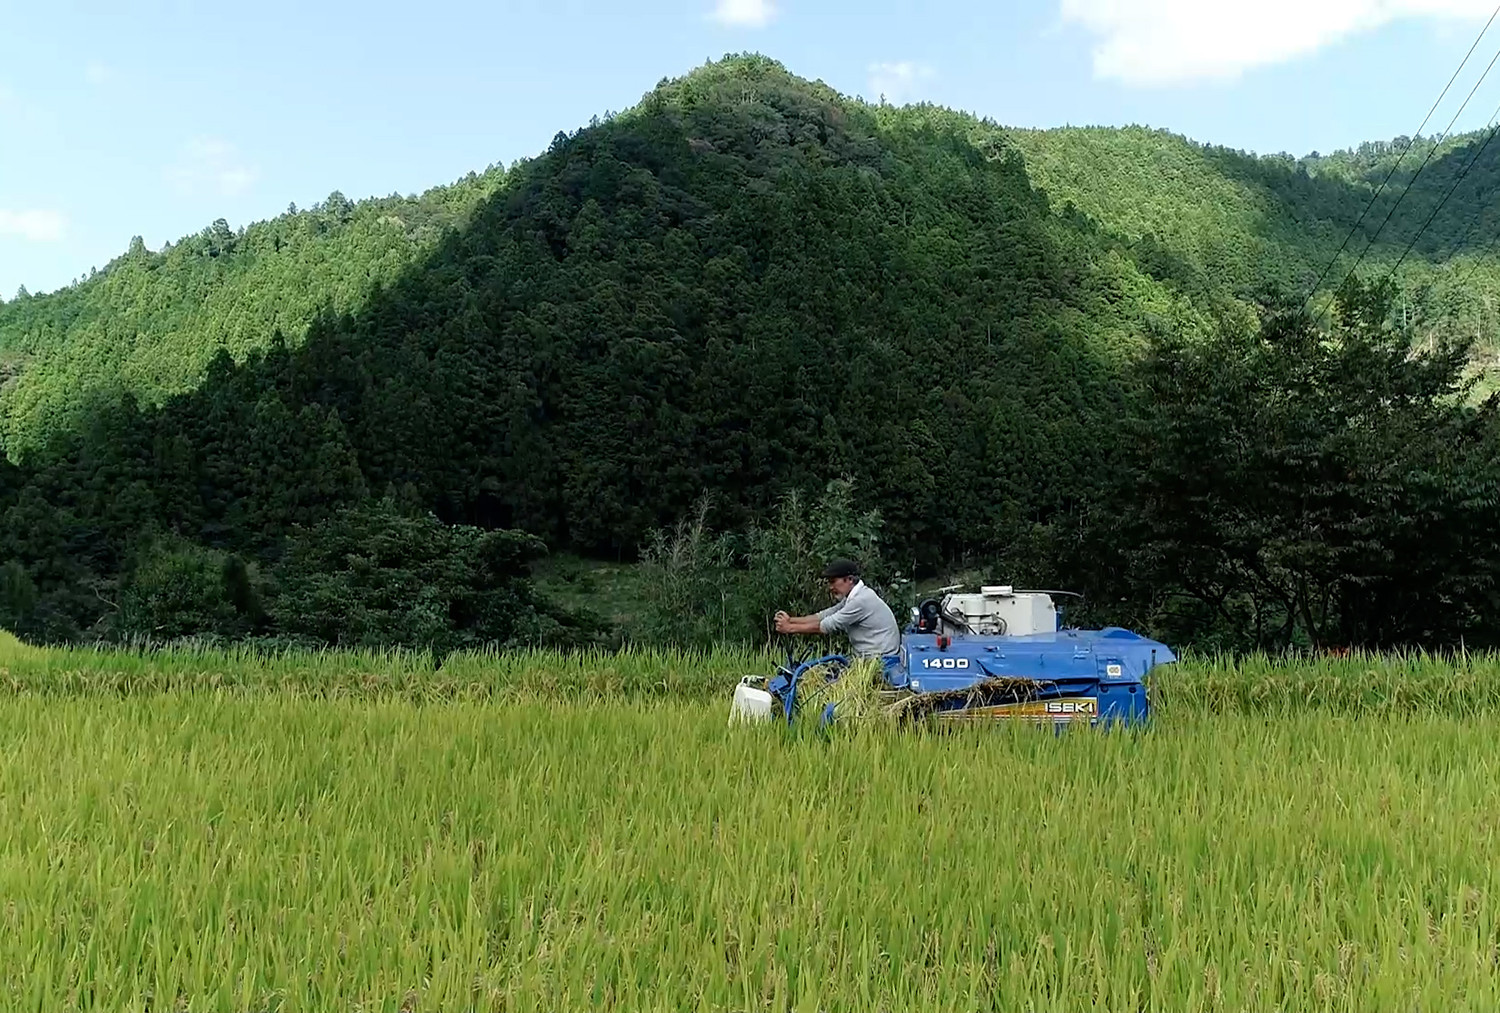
[1397,125,1500,343]
[1300,1,1500,316]
[1317,38,1500,324]
[1425,107,1500,271]
[1384,96,1500,284]
[1448,212,1500,293]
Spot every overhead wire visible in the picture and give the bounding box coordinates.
[1383,93,1500,287]
[1316,36,1500,325]
[1302,0,1500,316]
[1299,1,1500,317]
[1449,217,1500,292]
[1444,114,1500,293]
[1428,110,1500,257]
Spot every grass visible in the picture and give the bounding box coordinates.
[7,629,1500,714]
[6,697,1500,1010]
[0,630,773,701]
[530,553,660,633]
[6,632,1500,1009]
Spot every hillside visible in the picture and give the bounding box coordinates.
[2,54,1500,654]
[1006,124,1500,329]
[100,58,1202,560]
[10,62,1500,457]
[0,171,508,454]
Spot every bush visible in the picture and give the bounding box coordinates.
[268,499,597,655]
[0,560,39,637]
[115,537,265,641]
[634,477,899,650]
[633,498,742,650]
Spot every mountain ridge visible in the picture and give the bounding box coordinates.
[6,55,1500,459]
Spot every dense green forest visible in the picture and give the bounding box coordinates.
[2,54,1499,654]
[1007,125,1500,353]
[0,173,508,455]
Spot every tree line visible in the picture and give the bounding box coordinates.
[1,56,1498,655]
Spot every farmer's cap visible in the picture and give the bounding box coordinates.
[821,559,860,579]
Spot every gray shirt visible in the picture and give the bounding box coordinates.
[817,580,901,658]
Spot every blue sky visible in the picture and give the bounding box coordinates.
[5,0,1500,299]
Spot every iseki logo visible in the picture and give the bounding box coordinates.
[1044,700,1097,715]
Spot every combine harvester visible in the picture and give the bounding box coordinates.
[730,585,1175,729]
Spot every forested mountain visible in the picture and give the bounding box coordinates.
[2,54,1499,654]
[12,62,1500,459]
[0,172,508,454]
[1007,125,1500,345]
[4,56,1206,559]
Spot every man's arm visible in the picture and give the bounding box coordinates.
[774,612,824,634]
[775,604,840,635]
[780,603,852,633]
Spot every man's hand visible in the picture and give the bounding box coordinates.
[775,610,822,635]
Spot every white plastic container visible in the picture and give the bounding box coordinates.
[729,680,776,723]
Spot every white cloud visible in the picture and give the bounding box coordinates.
[1060,0,1500,85]
[868,61,935,104]
[165,137,259,197]
[0,210,66,242]
[711,0,776,28]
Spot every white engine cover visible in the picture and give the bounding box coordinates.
[941,587,1057,636]
[729,681,776,723]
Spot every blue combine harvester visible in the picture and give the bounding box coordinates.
[729,585,1175,728]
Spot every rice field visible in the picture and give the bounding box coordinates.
[4,632,1500,1010]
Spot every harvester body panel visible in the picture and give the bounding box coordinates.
[896,628,1170,727]
[730,586,1175,730]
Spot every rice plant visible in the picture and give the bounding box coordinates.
[0,631,774,701]
[3,685,1500,1009]
[10,630,1500,713]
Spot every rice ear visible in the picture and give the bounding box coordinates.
[802,658,1057,727]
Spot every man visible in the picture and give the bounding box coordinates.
[774,559,901,658]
